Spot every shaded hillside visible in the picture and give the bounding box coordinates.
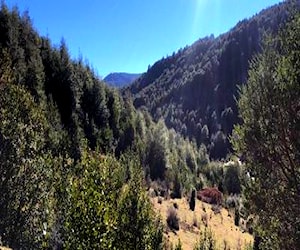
[126,1,296,159]
[104,72,141,87]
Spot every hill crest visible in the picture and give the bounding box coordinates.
[125,1,292,159]
[104,72,141,87]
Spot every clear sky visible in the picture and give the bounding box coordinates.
[5,0,283,78]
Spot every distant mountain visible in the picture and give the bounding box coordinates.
[125,1,296,159]
[104,72,142,87]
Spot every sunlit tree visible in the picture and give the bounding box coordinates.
[233,13,300,249]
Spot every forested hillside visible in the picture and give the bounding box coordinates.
[126,1,297,159]
[0,1,299,249]
[0,3,208,249]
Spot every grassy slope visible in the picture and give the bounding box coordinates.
[151,197,253,250]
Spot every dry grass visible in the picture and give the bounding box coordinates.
[152,197,253,250]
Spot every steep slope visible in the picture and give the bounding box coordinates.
[126,1,296,159]
[0,2,207,182]
[104,72,141,87]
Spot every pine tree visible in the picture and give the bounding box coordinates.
[232,13,300,249]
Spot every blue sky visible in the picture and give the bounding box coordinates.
[5,0,282,78]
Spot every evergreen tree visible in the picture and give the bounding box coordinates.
[232,13,300,249]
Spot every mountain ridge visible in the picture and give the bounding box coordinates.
[125,0,295,159]
[104,72,141,87]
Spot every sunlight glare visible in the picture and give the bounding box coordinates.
[191,0,221,40]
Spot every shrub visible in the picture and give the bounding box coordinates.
[202,162,224,187]
[0,84,57,249]
[244,242,253,250]
[193,214,199,228]
[174,239,183,250]
[211,204,221,214]
[193,228,217,250]
[202,202,206,212]
[64,152,164,249]
[171,173,182,199]
[149,188,157,198]
[197,187,222,205]
[234,208,240,227]
[201,213,208,227]
[173,202,179,209]
[246,217,254,234]
[223,164,241,194]
[195,179,204,191]
[225,194,239,209]
[167,207,180,231]
[189,189,196,211]
[160,189,167,197]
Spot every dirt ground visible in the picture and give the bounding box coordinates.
[151,196,253,250]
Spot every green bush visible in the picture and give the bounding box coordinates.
[232,13,300,249]
[193,228,217,250]
[0,84,55,249]
[174,239,183,250]
[223,164,241,194]
[64,150,163,249]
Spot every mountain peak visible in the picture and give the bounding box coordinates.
[104,72,142,88]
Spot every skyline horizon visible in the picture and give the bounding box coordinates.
[5,0,283,77]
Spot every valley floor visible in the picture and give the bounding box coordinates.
[151,197,253,250]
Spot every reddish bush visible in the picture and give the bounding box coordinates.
[197,187,223,205]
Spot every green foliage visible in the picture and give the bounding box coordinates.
[0,83,55,249]
[4,2,297,249]
[174,239,183,250]
[0,4,216,249]
[145,120,168,180]
[202,162,224,189]
[64,151,163,250]
[0,48,14,84]
[139,117,208,196]
[232,13,300,249]
[64,151,120,249]
[171,171,183,199]
[223,164,241,194]
[193,228,217,250]
[116,165,164,250]
[243,242,253,250]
